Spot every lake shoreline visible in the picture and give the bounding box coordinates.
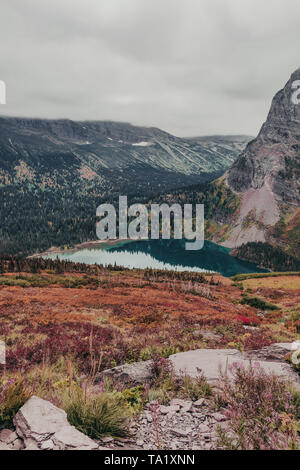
[31,239,268,278]
[28,239,130,258]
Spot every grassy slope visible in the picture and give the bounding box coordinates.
[0,262,299,375]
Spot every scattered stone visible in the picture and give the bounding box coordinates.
[52,426,99,450]
[160,405,180,414]
[199,424,210,434]
[12,439,25,450]
[0,442,12,450]
[40,439,55,450]
[132,396,229,450]
[193,398,206,408]
[0,429,18,444]
[170,398,188,407]
[24,440,39,450]
[198,331,222,342]
[115,441,125,447]
[102,346,300,393]
[171,429,189,438]
[181,402,193,413]
[246,342,300,362]
[211,412,226,423]
[101,436,114,444]
[14,396,69,443]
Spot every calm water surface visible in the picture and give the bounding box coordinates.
[45,239,267,278]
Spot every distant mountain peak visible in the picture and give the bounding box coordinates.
[222,68,300,248]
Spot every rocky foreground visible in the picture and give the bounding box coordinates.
[1,343,299,451]
[0,395,230,451]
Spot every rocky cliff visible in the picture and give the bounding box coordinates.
[222,68,300,249]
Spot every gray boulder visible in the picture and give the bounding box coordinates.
[245,342,300,362]
[169,348,300,390]
[101,346,300,391]
[101,360,153,385]
[14,396,98,450]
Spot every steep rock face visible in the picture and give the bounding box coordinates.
[223,68,300,248]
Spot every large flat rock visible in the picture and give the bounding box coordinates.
[101,345,300,391]
[14,395,68,442]
[169,349,300,389]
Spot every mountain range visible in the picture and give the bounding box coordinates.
[0,117,250,189]
[0,116,250,254]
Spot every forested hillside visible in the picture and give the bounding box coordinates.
[0,117,249,255]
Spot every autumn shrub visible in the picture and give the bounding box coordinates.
[215,321,245,345]
[149,355,212,403]
[292,390,300,419]
[231,282,244,291]
[235,315,260,326]
[0,377,31,426]
[179,373,212,400]
[5,322,126,373]
[138,344,179,362]
[0,277,31,288]
[239,295,279,311]
[242,328,273,350]
[285,308,300,333]
[151,355,174,383]
[120,385,145,411]
[62,388,131,438]
[216,362,299,450]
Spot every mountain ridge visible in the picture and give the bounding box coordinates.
[0,116,251,179]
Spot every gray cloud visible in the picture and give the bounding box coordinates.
[0,0,299,136]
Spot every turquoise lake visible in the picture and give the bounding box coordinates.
[45,239,268,278]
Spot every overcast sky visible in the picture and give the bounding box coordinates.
[0,0,299,136]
